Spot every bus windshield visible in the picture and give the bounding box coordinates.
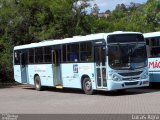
[108,43,147,70]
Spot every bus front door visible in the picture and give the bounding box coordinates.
[52,48,62,87]
[94,46,107,88]
[20,52,28,83]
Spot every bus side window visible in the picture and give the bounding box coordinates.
[44,46,52,63]
[80,42,93,62]
[62,45,67,63]
[151,38,156,46]
[69,52,78,61]
[21,52,28,67]
[102,46,106,66]
[14,51,20,65]
[67,44,79,62]
[151,47,160,57]
[28,48,34,64]
[35,47,44,63]
[146,39,149,45]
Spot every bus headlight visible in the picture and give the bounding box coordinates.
[141,70,148,79]
[112,74,121,81]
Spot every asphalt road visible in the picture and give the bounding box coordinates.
[0,85,160,114]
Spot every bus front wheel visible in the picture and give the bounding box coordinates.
[34,75,42,91]
[83,77,94,95]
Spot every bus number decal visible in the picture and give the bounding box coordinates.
[73,64,78,73]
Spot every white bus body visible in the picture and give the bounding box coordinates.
[144,32,160,83]
[13,31,149,94]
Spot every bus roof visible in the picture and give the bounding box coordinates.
[143,32,160,38]
[14,31,141,50]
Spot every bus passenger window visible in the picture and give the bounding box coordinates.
[44,46,52,63]
[151,47,160,57]
[67,44,79,62]
[21,52,27,67]
[62,45,67,62]
[80,42,92,62]
[28,49,34,64]
[69,52,78,61]
[14,51,20,65]
[151,38,156,46]
[35,47,44,63]
[146,39,149,45]
[102,46,106,66]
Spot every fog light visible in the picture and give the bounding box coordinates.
[143,81,149,84]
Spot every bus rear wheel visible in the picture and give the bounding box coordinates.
[83,77,94,95]
[34,75,42,91]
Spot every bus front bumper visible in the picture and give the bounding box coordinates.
[108,79,149,91]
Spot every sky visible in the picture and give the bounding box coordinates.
[89,0,148,12]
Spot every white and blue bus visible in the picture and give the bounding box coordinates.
[13,31,149,95]
[144,32,160,83]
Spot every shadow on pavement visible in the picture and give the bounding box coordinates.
[24,86,84,94]
[96,83,160,96]
[0,82,22,89]
[22,83,160,96]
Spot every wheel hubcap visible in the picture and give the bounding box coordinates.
[85,81,91,91]
[35,78,40,88]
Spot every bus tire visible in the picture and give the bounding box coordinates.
[83,77,94,95]
[34,75,42,91]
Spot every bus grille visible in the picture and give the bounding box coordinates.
[119,71,143,76]
[125,82,139,86]
[122,77,140,81]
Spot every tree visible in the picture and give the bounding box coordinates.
[91,4,100,15]
[70,0,92,35]
[144,0,160,31]
[0,0,160,83]
[115,3,127,11]
[0,0,92,82]
[105,10,111,14]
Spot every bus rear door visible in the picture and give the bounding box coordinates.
[52,46,62,87]
[20,51,28,83]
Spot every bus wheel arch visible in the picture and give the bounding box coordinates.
[81,75,94,95]
[34,74,42,91]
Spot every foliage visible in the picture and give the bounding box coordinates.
[0,0,92,82]
[0,0,159,82]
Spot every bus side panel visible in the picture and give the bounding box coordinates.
[27,65,35,85]
[40,64,54,86]
[152,73,160,82]
[149,73,154,82]
[148,58,160,82]
[14,65,22,83]
[61,63,96,89]
[27,64,54,86]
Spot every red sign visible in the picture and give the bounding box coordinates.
[148,60,160,68]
